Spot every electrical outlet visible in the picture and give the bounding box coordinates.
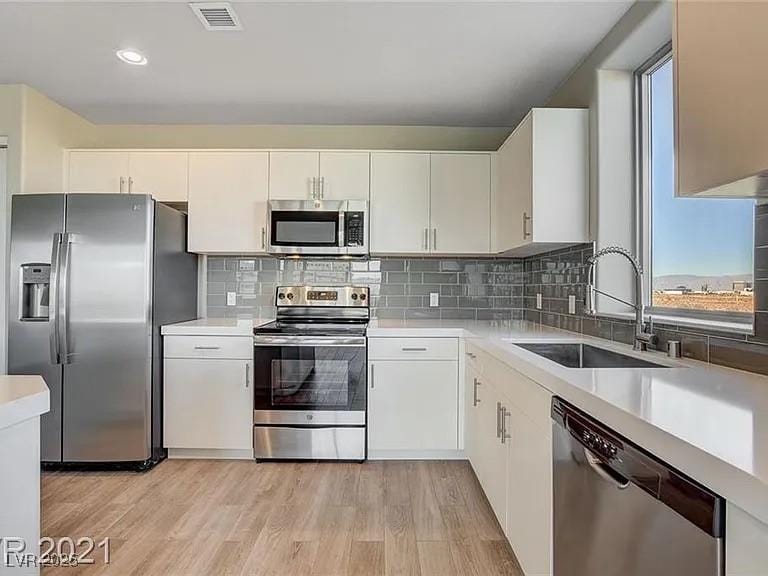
[227,292,237,306]
[536,293,543,310]
[568,294,576,314]
[429,293,439,307]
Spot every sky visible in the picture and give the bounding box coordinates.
[651,59,755,279]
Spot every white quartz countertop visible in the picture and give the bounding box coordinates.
[161,318,273,336]
[369,318,768,524]
[0,375,49,431]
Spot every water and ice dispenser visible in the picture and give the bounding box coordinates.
[19,263,51,320]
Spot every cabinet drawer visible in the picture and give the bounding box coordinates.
[368,337,458,361]
[164,336,252,360]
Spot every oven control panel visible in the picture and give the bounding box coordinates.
[276,285,369,307]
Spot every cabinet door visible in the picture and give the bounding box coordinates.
[269,151,319,200]
[68,151,129,193]
[368,360,458,451]
[188,152,269,254]
[430,154,491,254]
[128,152,188,202]
[476,382,507,530]
[495,117,533,251]
[319,152,370,200]
[675,2,768,197]
[505,405,552,576]
[164,358,253,450]
[726,503,768,576]
[370,153,430,254]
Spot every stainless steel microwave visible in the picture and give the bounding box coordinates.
[267,200,369,256]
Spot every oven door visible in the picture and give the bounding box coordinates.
[253,335,366,425]
[268,207,343,255]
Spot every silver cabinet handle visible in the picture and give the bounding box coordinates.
[193,345,221,350]
[500,406,511,444]
[496,402,502,439]
[128,176,134,193]
[465,352,476,359]
[472,378,481,406]
[261,227,266,250]
[432,228,437,251]
[423,228,429,251]
[401,347,427,352]
[320,176,325,199]
[370,363,375,389]
[522,212,532,239]
[119,176,126,194]
[49,233,63,364]
[245,363,250,388]
[310,177,316,199]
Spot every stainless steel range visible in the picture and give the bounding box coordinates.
[252,285,369,460]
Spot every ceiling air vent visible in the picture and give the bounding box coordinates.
[190,2,242,31]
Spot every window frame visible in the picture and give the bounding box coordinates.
[634,43,754,327]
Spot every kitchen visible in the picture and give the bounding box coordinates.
[1,1,768,575]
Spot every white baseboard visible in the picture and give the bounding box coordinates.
[368,449,466,460]
[167,448,254,460]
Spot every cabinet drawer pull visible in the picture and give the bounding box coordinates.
[370,364,375,389]
[473,378,481,406]
[193,346,221,350]
[465,352,476,359]
[401,347,427,352]
[245,363,250,388]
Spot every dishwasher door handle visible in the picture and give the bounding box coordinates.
[584,449,630,490]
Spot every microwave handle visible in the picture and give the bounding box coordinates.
[339,211,346,248]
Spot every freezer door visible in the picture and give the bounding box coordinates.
[62,194,154,462]
[8,194,65,462]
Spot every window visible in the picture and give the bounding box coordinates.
[637,48,755,324]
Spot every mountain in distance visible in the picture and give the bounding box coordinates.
[653,274,753,292]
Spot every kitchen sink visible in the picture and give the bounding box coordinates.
[514,342,669,369]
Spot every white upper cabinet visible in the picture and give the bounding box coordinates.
[187,152,269,254]
[494,108,589,256]
[269,151,370,200]
[67,150,187,202]
[370,153,431,254]
[319,152,370,200]
[675,2,768,197]
[68,151,129,193]
[268,151,319,200]
[127,152,188,202]
[430,153,491,254]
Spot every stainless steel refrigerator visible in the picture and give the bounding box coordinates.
[9,194,198,468]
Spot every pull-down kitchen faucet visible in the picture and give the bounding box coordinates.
[585,246,657,351]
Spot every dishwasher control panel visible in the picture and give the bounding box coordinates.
[580,428,619,460]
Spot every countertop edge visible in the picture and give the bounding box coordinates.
[0,376,50,432]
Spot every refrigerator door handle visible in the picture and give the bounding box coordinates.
[59,233,74,364]
[49,233,63,364]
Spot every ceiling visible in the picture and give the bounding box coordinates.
[0,1,632,126]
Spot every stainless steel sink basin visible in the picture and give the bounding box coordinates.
[514,342,669,369]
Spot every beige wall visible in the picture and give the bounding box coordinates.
[22,86,97,193]
[86,124,509,151]
[0,85,25,196]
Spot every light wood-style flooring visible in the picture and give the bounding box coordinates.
[42,459,522,576]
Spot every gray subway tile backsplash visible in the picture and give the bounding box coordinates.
[206,256,526,321]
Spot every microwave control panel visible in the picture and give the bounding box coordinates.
[344,212,365,247]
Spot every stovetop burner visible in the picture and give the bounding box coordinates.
[254,320,368,337]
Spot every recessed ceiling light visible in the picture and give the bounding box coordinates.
[116,49,148,66]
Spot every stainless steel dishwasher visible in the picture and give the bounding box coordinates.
[551,397,725,576]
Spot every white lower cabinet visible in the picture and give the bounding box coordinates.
[726,503,768,575]
[368,360,458,452]
[465,343,553,576]
[368,337,459,455]
[164,336,253,455]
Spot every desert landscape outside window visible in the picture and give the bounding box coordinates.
[643,52,755,319]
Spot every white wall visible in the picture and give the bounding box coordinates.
[546,1,673,311]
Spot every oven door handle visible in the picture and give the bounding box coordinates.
[253,335,367,347]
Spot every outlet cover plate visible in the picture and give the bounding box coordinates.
[227,292,237,306]
[429,293,439,307]
[536,294,543,310]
